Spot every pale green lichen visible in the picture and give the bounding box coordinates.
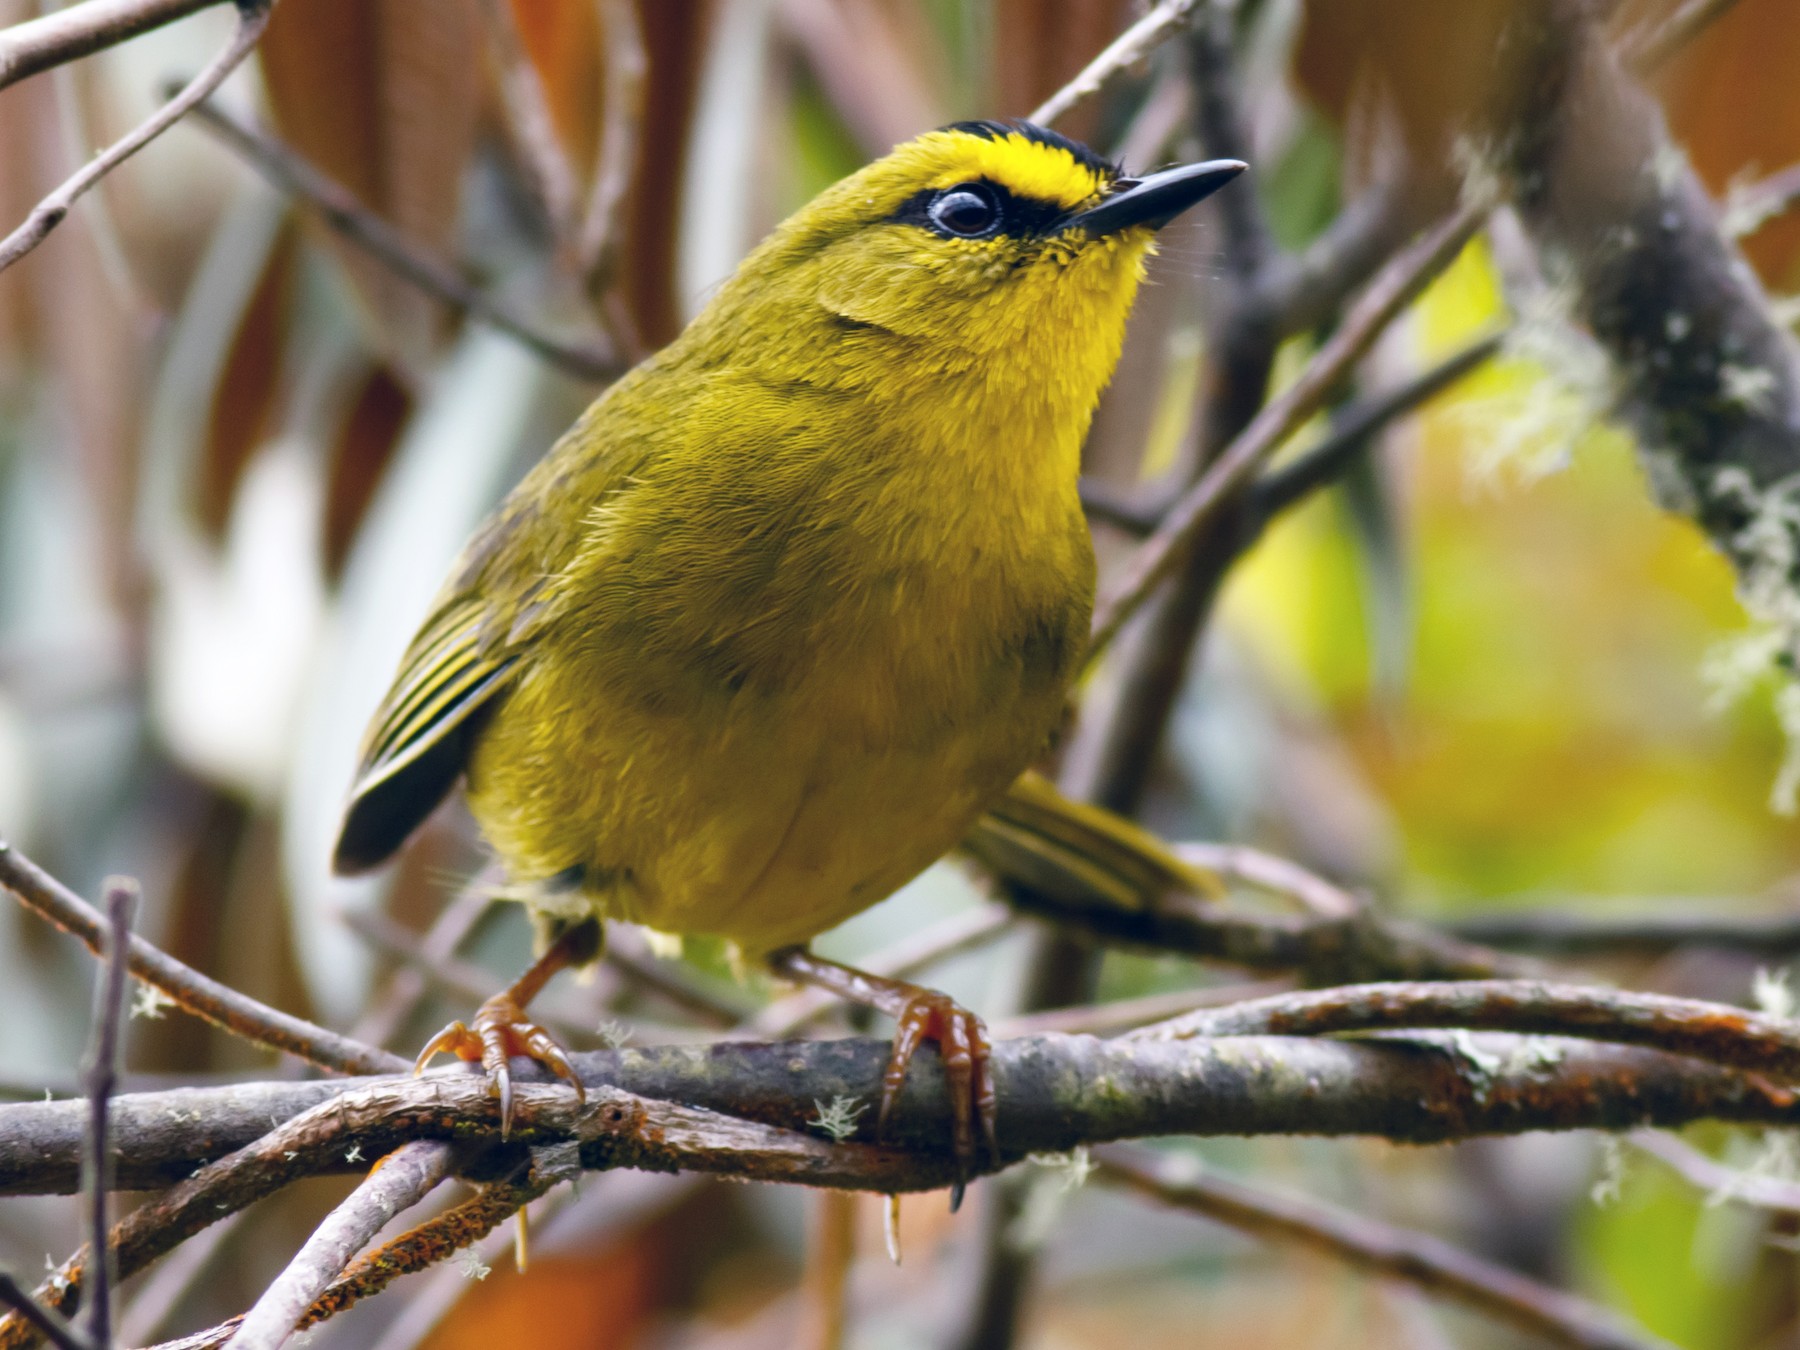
[1591,1136,1628,1206]
[131,982,175,1021]
[808,1094,866,1143]
[1754,967,1795,1019]
[594,1018,633,1049]
[1457,286,1616,489]
[1700,469,1800,812]
[456,1247,492,1281]
[1009,1147,1096,1251]
[1721,362,1779,414]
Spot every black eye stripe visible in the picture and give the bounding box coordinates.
[890,179,1073,240]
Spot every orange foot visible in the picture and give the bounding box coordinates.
[879,989,998,1206]
[415,992,584,1137]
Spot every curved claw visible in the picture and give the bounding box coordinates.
[413,995,585,1139]
[875,989,998,1200]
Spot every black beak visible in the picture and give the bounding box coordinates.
[1066,159,1248,236]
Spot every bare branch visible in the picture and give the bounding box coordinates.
[0,1277,91,1350]
[1132,979,1800,1084]
[227,1141,454,1350]
[0,0,272,277]
[478,0,579,244]
[4,1033,1798,1204]
[148,1152,573,1350]
[0,0,227,95]
[1450,905,1800,958]
[1173,843,1362,919]
[1094,1145,1670,1350]
[0,841,405,1077]
[1724,162,1800,241]
[577,0,647,290]
[752,904,1012,1038]
[1029,0,1205,127]
[79,880,136,1350]
[178,98,622,382]
[1626,0,1746,73]
[1086,199,1490,660]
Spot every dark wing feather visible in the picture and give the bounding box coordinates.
[332,597,520,875]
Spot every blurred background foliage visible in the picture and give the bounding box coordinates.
[4,0,1800,1346]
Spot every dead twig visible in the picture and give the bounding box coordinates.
[1630,1129,1800,1215]
[479,0,580,245]
[577,0,647,291]
[1029,0,1206,126]
[1131,979,1800,1084]
[177,98,622,381]
[0,0,226,94]
[79,880,137,1350]
[0,1278,90,1350]
[0,0,273,277]
[226,1141,455,1350]
[0,842,404,1076]
[1094,1144,1671,1350]
[1086,198,1491,660]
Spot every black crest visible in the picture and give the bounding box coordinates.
[942,119,1121,181]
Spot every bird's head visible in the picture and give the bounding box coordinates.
[684,120,1245,390]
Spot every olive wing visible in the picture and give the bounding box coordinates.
[332,596,521,875]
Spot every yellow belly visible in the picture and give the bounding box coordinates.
[464,573,1084,956]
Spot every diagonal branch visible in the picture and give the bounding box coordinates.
[1029,0,1205,126]
[225,1141,454,1350]
[177,98,622,381]
[1131,979,1800,1084]
[79,880,137,1350]
[1086,198,1490,660]
[1094,1145,1670,1350]
[0,0,228,94]
[0,841,405,1077]
[0,0,273,277]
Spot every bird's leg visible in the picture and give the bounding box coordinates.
[767,946,998,1189]
[415,915,601,1136]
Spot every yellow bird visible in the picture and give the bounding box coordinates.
[333,120,1243,1171]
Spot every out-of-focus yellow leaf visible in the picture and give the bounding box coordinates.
[258,0,482,377]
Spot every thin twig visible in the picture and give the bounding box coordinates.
[1173,843,1361,919]
[1094,1145,1671,1350]
[349,880,496,1050]
[0,0,226,94]
[991,979,1293,1038]
[149,1153,574,1350]
[752,903,1013,1038]
[226,1141,454,1350]
[602,932,750,1028]
[79,880,137,1350]
[1449,905,1800,958]
[479,0,579,244]
[1724,162,1800,241]
[799,1190,857,1350]
[1129,979,1800,1083]
[1086,198,1491,661]
[1082,330,1503,539]
[0,1277,90,1350]
[1626,0,1747,73]
[0,0,273,277]
[577,0,647,290]
[1630,1129,1800,1215]
[0,841,404,1076]
[178,98,622,381]
[340,908,599,1045]
[1028,0,1206,126]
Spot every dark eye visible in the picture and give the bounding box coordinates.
[928,183,1002,237]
